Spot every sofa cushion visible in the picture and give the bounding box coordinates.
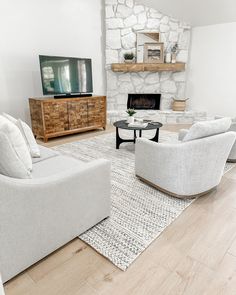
[3,113,40,158]
[0,115,32,172]
[0,132,31,178]
[32,155,86,178]
[16,119,40,158]
[183,118,232,142]
[32,146,60,164]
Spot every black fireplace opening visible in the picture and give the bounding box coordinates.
[127,93,161,110]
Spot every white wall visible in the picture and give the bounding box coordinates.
[187,22,236,117]
[0,0,105,123]
[137,0,236,26]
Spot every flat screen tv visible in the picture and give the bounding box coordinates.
[39,55,93,97]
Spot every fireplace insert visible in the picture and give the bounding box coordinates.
[127,93,161,110]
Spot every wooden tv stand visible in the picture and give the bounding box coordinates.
[29,96,106,142]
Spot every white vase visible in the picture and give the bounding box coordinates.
[127,116,134,124]
[171,53,177,64]
[165,53,171,63]
[124,59,134,64]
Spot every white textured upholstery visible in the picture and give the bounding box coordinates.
[178,129,188,141]
[0,132,31,179]
[16,119,40,158]
[228,122,236,162]
[183,118,231,142]
[32,145,59,164]
[135,131,236,198]
[0,275,4,295]
[32,155,86,178]
[0,147,111,282]
[191,116,236,162]
[3,113,40,158]
[0,115,32,172]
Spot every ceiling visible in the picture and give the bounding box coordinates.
[137,0,236,26]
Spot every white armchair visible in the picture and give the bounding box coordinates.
[135,118,236,199]
[228,122,236,162]
[215,116,236,162]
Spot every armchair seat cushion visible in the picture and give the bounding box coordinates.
[32,146,60,164]
[32,155,86,178]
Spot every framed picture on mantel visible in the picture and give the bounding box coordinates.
[144,42,164,63]
[136,31,160,63]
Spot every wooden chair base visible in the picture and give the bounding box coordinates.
[136,175,217,200]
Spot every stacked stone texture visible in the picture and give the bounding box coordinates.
[105,0,191,112]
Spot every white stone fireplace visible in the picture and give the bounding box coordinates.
[105,0,208,123]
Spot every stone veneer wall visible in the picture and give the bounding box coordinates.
[105,0,191,115]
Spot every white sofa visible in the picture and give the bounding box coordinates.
[135,118,236,199]
[0,145,111,283]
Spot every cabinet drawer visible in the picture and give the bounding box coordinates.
[68,100,88,130]
[43,101,69,134]
[88,98,104,127]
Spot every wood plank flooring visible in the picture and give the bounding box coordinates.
[4,124,236,295]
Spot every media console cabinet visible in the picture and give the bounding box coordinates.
[29,96,106,142]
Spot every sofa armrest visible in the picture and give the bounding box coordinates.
[0,157,111,221]
[0,158,111,282]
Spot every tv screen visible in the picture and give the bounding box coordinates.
[39,55,93,95]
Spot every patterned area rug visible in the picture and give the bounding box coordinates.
[54,130,235,271]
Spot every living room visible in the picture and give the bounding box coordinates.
[1,0,236,294]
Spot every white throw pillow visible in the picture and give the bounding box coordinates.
[16,119,40,157]
[0,132,31,178]
[2,113,40,158]
[183,118,232,142]
[0,115,32,171]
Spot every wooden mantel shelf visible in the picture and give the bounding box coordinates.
[111,62,185,73]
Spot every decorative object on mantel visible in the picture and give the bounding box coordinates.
[172,98,190,111]
[144,42,164,64]
[136,32,160,63]
[165,44,172,63]
[111,62,185,73]
[126,108,136,124]
[123,52,135,64]
[165,51,172,63]
[171,43,179,64]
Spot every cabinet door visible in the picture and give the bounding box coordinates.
[43,101,69,135]
[87,97,104,127]
[68,100,88,130]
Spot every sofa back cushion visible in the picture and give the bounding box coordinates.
[0,115,32,173]
[2,113,40,158]
[183,118,232,142]
[0,132,31,178]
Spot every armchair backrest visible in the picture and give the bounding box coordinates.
[182,118,231,142]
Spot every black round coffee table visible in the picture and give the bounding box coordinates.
[113,120,163,149]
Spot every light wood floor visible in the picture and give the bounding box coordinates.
[5,124,236,295]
